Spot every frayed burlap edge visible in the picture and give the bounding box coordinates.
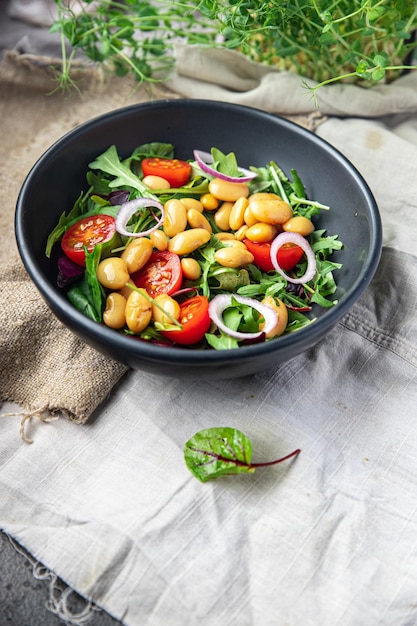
[0,259,129,442]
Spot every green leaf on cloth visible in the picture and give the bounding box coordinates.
[184,427,301,482]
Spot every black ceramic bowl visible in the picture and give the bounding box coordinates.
[15,99,382,379]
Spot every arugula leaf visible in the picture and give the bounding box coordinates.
[268,162,291,204]
[290,168,305,198]
[84,245,106,319]
[311,231,343,257]
[194,235,225,298]
[223,298,260,334]
[66,283,99,322]
[205,331,239,350]
[290,198,330,219]
[129,142,175,162]
[286,309,315,331]
[45,191,86,257]
[66,245,105,322]
[211,268,250,292]
[154,178,209,198]
[310,290,337,308]
[89,145,154,197]
[86,170,116,196]
[204,296,262,351]
[237,266,286,299]
[184,427,301,482]
[210,147,241,177]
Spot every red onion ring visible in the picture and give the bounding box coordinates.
[208,294,278,341]
[193,150,258,183]
[115,198,164,238]
[270,232,316,284]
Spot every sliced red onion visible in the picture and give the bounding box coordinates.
[171,287,199,298]
[115,197,164,238]
[208,294,278,341]
[270,232,317,284]
[193,150,257,183]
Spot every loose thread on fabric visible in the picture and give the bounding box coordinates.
[1,406,59,443]
[6,532,103,626]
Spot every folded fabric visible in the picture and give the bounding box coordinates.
[1,245,417,626]
[0,259,128,431]
[168,44,417,118]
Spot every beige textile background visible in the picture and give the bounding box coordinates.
[0,53,172,426]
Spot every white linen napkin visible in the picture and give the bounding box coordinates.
[1,247,417,626]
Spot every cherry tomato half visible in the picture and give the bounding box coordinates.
[141,157,192,188]
[160,295,211,345]
[131,250,183,298]
[243,239,304,272]
[61,214,116,267]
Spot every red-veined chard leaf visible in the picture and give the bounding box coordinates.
[184,427,300,482]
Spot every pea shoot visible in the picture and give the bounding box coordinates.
[51,0,417,95]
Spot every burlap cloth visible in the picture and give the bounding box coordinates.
[0,51,180,428]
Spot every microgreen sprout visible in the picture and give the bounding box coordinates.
[51,0,417,95]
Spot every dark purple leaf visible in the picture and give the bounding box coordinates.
[108,190,130,205]
[57,255,84,288]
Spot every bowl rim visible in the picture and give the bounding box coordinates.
[15,98,383,366]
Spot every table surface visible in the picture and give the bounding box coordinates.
[0,529,121,625]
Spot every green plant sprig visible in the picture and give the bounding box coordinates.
[51,0,417,94]
[214,0,417,85]
[306,53,417,103]
[51,0,218,90]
